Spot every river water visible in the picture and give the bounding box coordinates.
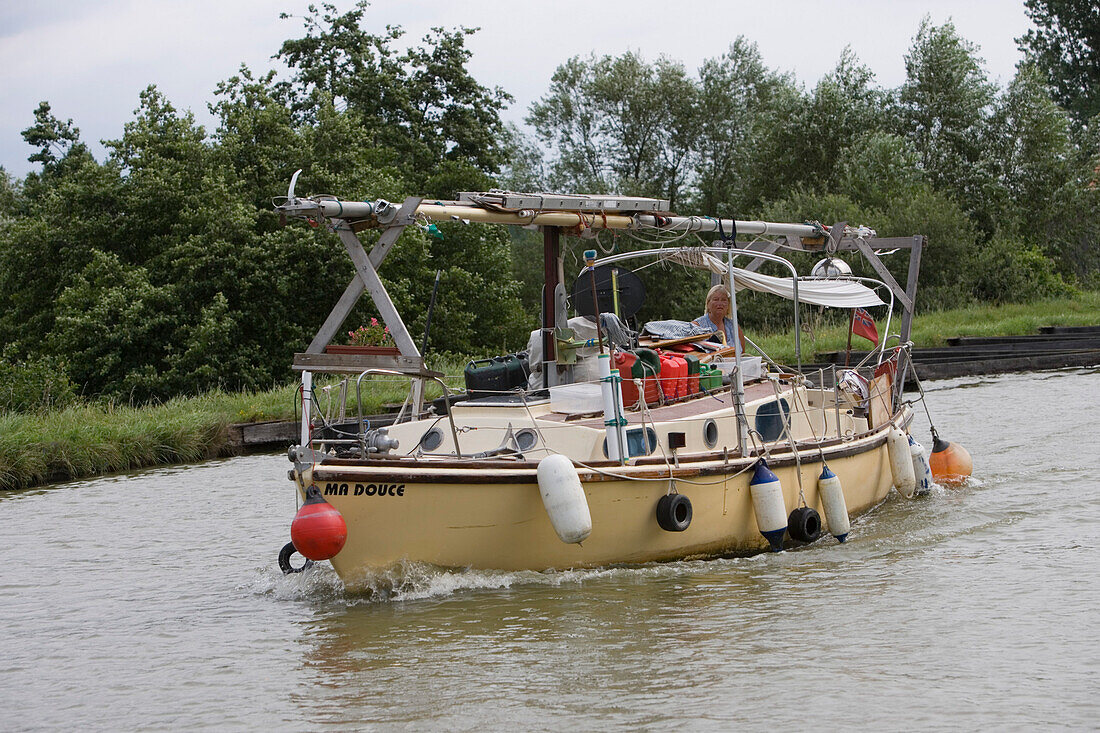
[2,368,1098,730]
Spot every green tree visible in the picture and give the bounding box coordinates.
[496,123,547,192]
[48,250,180,399]
[693,38,797,214]
[0,167,22,217]
[1018,0,1100,125]
[897,19,996,221]
[277,2,512,195]
[755,48,886,204]
[0,106,124,358]
[210,66,304,214]
[21,102,82,168]
[527,51,700,207]
[837,132,926,211]
[986,64,1075,237]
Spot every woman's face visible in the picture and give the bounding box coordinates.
[707,291,729,319]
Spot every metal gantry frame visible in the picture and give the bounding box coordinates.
[276,179,925,424]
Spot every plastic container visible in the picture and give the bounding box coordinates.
[670,354,688,398]
[613,350,638,377]
[631,348,662,406]
[684,354,701,395]
[614,351,641,407]
[699,364,722,391]
[712,355,762,380]
[657,352,677,401]
[549,383,603,414]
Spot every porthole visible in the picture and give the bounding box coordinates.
[516,428,538,451]
[703,418,718,449]
[421,427,444,451]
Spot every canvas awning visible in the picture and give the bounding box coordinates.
[663,250,885,308]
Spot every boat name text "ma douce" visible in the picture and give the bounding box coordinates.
[324,482,405,497]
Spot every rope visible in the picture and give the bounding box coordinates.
[907,361,940,440]
[769,376,806,507]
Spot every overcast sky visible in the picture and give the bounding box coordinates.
[1,0,1035,178]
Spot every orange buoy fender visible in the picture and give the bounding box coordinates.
[291,485,348,561]
[929,434,973,485]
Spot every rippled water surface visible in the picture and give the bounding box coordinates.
[3,369,1099,730]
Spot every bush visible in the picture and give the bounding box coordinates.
[0,353,77,413]
[965,236,1075,303]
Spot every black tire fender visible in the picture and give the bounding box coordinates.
[787,507,822,543]
[279,541,315,574]
[656,493,692,532]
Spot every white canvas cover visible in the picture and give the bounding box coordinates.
[664,250,885,308]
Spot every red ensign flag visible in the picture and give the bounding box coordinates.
[852,307,879,345]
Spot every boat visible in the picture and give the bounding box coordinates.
[273,174,972,586]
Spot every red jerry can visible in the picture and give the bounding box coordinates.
[613,350,640,406]
[670,355,688,398]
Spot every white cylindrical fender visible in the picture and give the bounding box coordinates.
[817,464,850,543]
[909,435,935,495]
[537,454,592,544]
[750,461,787,552]
[299,370,312,448]
[887,426,917,499]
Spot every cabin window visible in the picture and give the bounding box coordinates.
[754,398,791,442]
[602,427,657,458]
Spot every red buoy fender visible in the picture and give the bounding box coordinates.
[291,485,348,561]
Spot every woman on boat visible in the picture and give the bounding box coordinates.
[693,284,746,349]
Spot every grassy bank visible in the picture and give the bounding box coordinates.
[753,290,1100,366]
[2,294,1098,491]
[0,388,294,491]
[0,358,467,492]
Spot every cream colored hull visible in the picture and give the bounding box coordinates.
[302,425,898,585]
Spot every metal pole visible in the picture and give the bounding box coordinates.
[845,309,855,367]
[542,227,560,388]
[421,270,442,356]
[585,250,605,355]
[726,248,748,454]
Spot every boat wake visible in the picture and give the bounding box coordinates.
[255,554,779,605]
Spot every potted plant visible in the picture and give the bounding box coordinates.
[326,318,400,355]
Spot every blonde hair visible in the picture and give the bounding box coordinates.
[705,284,731,307]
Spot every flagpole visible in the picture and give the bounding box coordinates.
[845,309,855,367]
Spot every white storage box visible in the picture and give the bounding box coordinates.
[549,383,603,414]
[712,356,763,380]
